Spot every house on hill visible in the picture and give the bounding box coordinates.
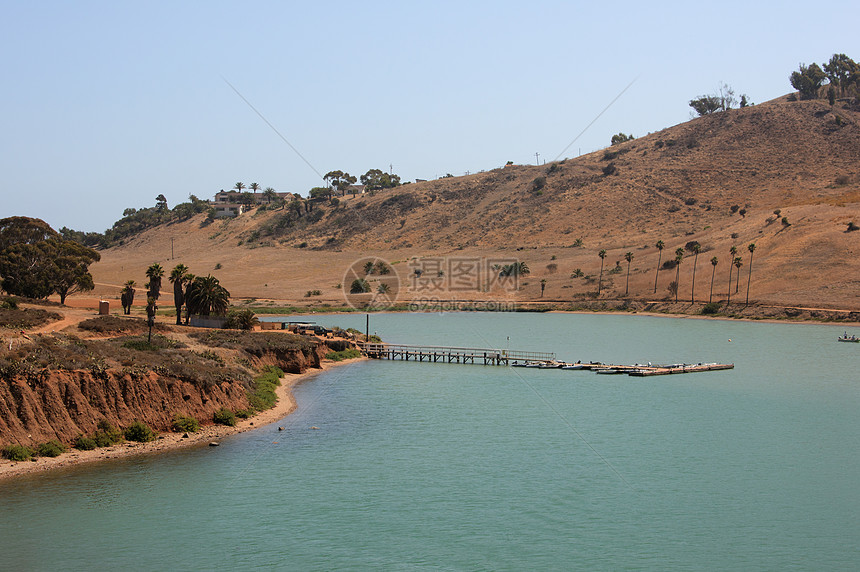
[211,189,296,217]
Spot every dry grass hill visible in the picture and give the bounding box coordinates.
[88,95,860,314]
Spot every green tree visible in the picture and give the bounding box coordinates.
[263,187,278,203]
[224,308,258,330]
[597,249,607,295]
[169,264,189,325]
[155,194,168,212]
[690,243,700,303]
[611,133,634,145]
[361,168,401,191]
[689,95,722,116]
[709,256,718,304]
[51,239,100,304]
[653,240,664,293]
[624,252,634,295]
[182,273,195,325]
[233,181,246,193]
[790,63,827,100]
[745,243,756,305]
[673,247,684,302]
[120,280,136,315]
[186,274,230,317]
[249,182,260,196]
[727,245,737,304]
[823,53,859,96]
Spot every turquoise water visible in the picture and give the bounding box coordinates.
[2,313,859,570]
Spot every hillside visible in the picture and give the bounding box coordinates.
[88,96,860,313]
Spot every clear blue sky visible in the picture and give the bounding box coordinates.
[2,1,856,232]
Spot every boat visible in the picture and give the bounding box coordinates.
[561,364,587,370]
[595,368,625,375]
[837,333,859,343]
[538,362,564,369]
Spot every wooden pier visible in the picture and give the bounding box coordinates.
[358,342,555,366]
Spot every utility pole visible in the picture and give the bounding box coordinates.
[366,314,369,343]
[171,237,174,260]
[535,152,540,165]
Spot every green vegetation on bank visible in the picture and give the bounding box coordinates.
[325,348,361,361]
[247,365,284,411]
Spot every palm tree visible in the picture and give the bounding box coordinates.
[727,246,737,305]
[186,274,230,317]
[624,252,634,295]
[120,280,136,315]
[145,263,164,301]
[233,182,245,194]
[690,244,701,303]
[674,247,684,302]
[745,243,756,305]
[709,256,718,303]
[263,187,277,204]
[249,182,260,196]
[540,278,547,297]
[733,257,743,294]
[597,249,607,295]
[169,264,189,325]
[182,273,195,325]
[145,296,157,343]
[654,240,664,293]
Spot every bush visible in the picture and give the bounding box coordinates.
[74,435,97,451]
[124,421,158,442]
[37,440,66,457]
[325,348,361,362]
[172,415,200,433]
[247,366,284,411]
[213,408,237,426]
[846,222,858,232]
[223,308,258,330]
[602,162,617,176]
[1,297,19,310]
[92,420,123,447]
[2,444,34,461]
[684,197,697,206]
[702,302,721,315]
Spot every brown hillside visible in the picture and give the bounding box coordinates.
[87,96,860,312]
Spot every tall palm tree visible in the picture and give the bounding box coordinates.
[249,182,260,196]
[674,247,684,302]
[624,252,634,295]
[145,263,164,302]
[727,246,738,305]
[745,243,756,305]
[690,243,701,303]
[120,280,136,315]
[233,182,245,194]
[169,264,189,325]
[654,240,664,293]
[145,296,157,343]
[182,273,195,325]
[263,187,277,204]
[597,249,607,295]
[734,257,743,294]
[709,256,718,303]
[540,278,547,297]
[186,274,230,317]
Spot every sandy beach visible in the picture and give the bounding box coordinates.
[0,357,364,482]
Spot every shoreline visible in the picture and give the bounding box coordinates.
[0,357,364,482]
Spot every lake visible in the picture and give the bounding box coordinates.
[1,312,859,570]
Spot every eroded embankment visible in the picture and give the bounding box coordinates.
[0,327,336,449]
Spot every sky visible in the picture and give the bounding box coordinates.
[2,0,857,232]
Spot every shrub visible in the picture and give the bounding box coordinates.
[247,366,284,411]
[781,217,790,226]
[2,444,34,461]
[1,297,19,310]
[835,175,850,186]
[304,290,322,297]
[223,308,258,330]
[235,409,254,419]
[684,197,697,206]
[602,162,617,176]
[172,415,200,433]
[124,421,158,442]
[546,263,558,274]
[37,440,66,457]
[702,302,721,315]
[213,408,237,426]
[667,281,679,297]
[847,222,859,232]
[325,348,361,362]
[730,205,740,214]
[570,268,584,278]
[74,435,97,451]
[93,420,123,447]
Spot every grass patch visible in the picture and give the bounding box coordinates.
[325,348,361,362]
[37,440,67,457]
[172,415,200,433]
[124,421,158,442]
[213,408,237,426]
[2,444,34,461]
[247,366,284,411]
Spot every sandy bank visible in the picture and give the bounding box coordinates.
[0,357,364,482]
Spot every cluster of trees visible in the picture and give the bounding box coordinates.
[587,240,757,306]
[689,82,749,116]
[790,53,859,101]
[121,263,231,327]
[61,195,211,249]
[0,217,100,303]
